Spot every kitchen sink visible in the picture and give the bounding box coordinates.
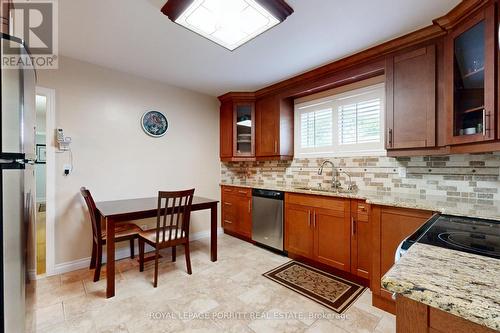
[294,186,356,194]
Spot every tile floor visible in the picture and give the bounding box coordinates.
[27,234,395,333]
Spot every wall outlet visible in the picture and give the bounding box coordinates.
[398,167,407,178]
[63,164,71,176]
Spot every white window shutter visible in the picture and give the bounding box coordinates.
[295,83,385,157]
[300,108,332,149]
[338,98,381,145]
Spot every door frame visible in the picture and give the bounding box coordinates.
[35,86,56,277]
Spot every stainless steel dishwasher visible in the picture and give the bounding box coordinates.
[252,189,284,252]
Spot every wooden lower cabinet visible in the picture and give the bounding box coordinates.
[284,203,314,258]
[285,193,351,272]
[350,201,371,279]
[314,206,351,271]
[221,186,252,239]
[396,296,496,333]
[371,206,433,313]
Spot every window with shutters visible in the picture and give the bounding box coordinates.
[294,83,385,157]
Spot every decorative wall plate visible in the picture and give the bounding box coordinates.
[141,111,168,137]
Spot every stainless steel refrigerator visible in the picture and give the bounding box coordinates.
[1,32,37,333]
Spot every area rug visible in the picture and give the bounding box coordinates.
[263,261,366,314]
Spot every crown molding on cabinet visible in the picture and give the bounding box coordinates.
[217,0,490,100]
[433,0,491,31]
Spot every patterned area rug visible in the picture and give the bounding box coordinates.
[263,261,366,314]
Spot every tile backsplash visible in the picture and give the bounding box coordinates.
[221,153,500,203]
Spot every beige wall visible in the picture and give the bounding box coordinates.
[38,56,220,265]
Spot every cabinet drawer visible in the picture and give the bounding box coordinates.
[286,193,345,211]
[357,203,369,222]
[221,186,251,197]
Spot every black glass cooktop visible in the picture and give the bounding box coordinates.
[405,214,500,259]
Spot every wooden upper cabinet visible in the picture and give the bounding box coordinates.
[218,93,256,161]
[220,100,233,159]
[255,95,294,159]
[386,44,437,149]
[233,102,255,157]
[445,3,496,145]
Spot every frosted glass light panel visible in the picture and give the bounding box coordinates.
[174,0,281,50]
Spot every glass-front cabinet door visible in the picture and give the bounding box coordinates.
[233,102,255,156]
[446,4,495,144]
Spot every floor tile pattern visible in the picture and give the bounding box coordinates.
[27,235,395,333]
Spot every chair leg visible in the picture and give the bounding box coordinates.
[93,246,102,282]
[139,239,145,272]
[153,249,160,288]
[130,238,135,259]
[172,246,176,262]
[89,241,97,269]
[184,242,192,275]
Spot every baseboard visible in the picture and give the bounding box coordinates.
[49,227,223,276]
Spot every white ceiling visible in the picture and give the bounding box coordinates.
[59,0,460,97]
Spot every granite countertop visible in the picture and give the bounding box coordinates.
[381,243,500,331]
[220,182,500,222]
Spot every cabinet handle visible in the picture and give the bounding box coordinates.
[274,140,278,154]
[308,211,311,228]
[351,217,356,236]
[248,200,251,213]
[224,219,233,224]
[358,205,366,212]
[388,129,393,147]
[483,109,491,136]
[223,202,232,206]
[313,213,316,228]
[238,190,247,194]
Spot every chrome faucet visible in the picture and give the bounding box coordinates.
[340,170,357,192]
[318,160,342,190]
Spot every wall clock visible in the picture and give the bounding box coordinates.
[141,111,168,137]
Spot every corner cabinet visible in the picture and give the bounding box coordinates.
[218,92,294,161]
[255,95,294,159]
[218,93,256,161]
[445,3,496,145]
[386,44,437,150]
[370,206,433,314]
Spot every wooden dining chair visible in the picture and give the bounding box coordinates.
[138,189,195,287]
[80,187,143,282]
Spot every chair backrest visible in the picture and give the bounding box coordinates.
[155,189,195,244]
[80,187,102,244]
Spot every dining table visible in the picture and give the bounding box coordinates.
[95,195,219,298]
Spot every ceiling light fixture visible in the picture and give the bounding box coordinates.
[161,0,293,51]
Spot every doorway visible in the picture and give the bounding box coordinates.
[34,86,55,277]
[35,94,47,275]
